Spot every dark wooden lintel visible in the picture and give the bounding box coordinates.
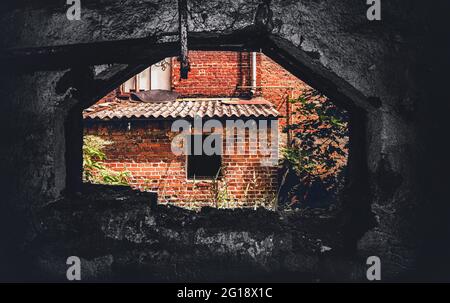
[178,0,190,79]
[0,29,262,72]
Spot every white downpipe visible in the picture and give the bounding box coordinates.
[251,52,257,94]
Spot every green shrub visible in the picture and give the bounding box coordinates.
[83,135,130,186]
[280,89,348,208]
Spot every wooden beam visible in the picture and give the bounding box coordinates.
[178,0,190,79]
[0,29,262,72]
[1,36,179,72]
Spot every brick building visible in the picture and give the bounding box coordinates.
[83,51,314,209]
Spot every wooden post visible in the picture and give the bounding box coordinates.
[178,0,190,79]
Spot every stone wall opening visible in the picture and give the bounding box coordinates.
[0,19,377,281]
[50,38,370,280]
[76,49,354,215]
[52,37,374,262]
[0,31,374,280]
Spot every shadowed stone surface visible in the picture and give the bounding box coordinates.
[30,185,363,282]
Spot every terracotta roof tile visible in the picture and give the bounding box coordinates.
[83,98,279,120]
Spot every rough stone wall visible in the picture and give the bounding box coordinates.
[0,0,448,281]
[0,70,73,280]
[0,72,67,207]
[31,185,355,282]
[84,120,277,208]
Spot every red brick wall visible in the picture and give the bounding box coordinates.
[170,51,316,146]
[258,54,311,123]
[86,51,329,208]
[172,51,253,98]
[171,51,311,104]
[84,120,278,209]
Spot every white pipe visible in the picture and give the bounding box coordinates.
[251,52,257,94]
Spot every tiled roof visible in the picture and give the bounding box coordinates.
[83,98,279,120]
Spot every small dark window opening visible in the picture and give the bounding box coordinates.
[187,134,222,180]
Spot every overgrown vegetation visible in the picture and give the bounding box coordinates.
[209,166,277,210]
[83,135,130,186]
[279,89,349,209]
[209,167,231,208]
